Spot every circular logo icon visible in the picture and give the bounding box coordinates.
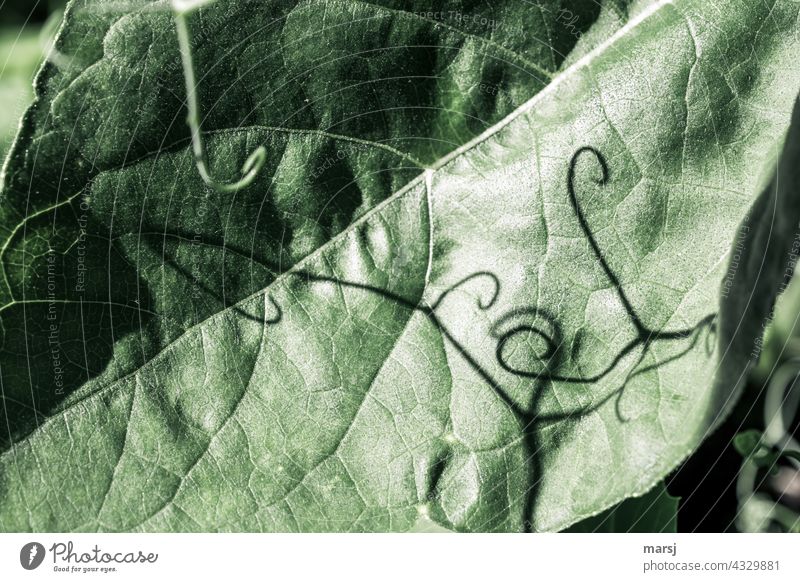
[20,542,45,570]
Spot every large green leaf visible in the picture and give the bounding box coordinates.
[0,0,798,532]
[0,0,639,450]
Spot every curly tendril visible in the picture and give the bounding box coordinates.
[172,1,267,192]
[491,308,561,378]
[431,272,500,311]
[462,146,719,424]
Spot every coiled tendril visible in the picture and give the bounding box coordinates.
[172,0,267,192]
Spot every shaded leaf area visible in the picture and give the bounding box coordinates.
[566,481,677,532]
[0,0,799,534]
[0,0,635,448]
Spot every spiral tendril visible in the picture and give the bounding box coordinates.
[173,2,267,192]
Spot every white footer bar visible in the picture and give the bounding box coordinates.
[0,533,796,581]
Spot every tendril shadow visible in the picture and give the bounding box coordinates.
[160,146,718,530]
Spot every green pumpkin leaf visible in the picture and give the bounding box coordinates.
[0,0,799,532]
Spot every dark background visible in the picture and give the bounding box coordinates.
[0,0,55,24]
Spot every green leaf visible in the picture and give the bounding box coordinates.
[566,482,678,532]
[0,0,635,451]
[734,430,800,472]
[734,430,774,463]
[0,0,799,532]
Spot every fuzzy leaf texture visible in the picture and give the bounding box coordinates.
[0,0,799,532]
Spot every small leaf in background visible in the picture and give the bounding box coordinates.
[733,430,781,474]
